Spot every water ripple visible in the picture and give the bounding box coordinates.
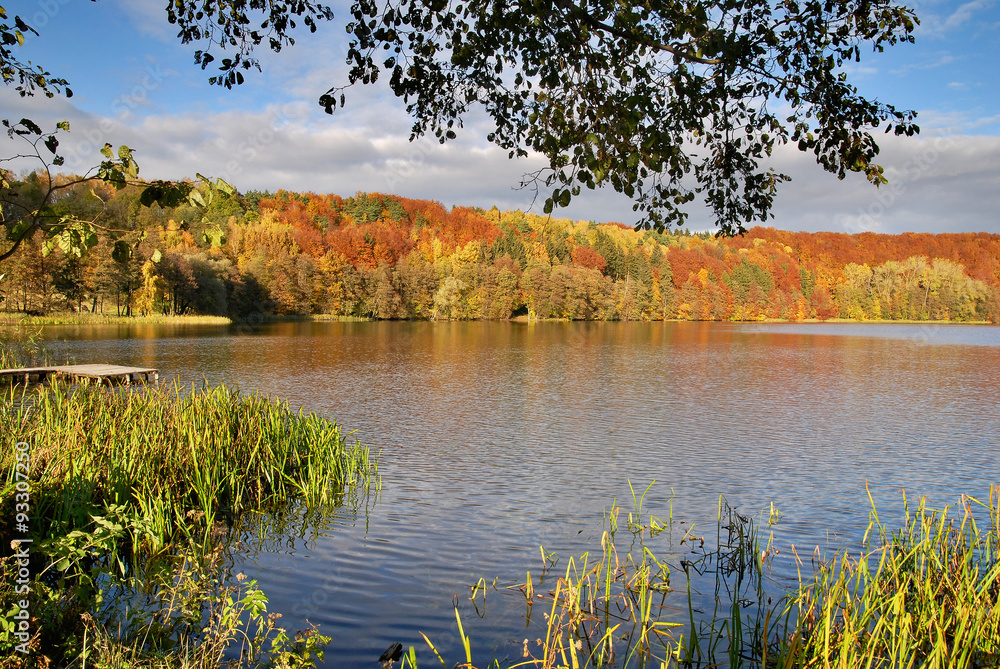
[36,320,1000,667]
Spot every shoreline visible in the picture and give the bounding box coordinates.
[1,311,993,327]
[0,312,232,326]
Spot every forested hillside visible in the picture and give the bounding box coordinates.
[3,173,999,322]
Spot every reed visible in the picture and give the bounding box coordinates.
[0,381,377,667]
[406,485,1000,669]
[0,324,48,368]
[772,487,1000,668]
[2,382,376,542]
[421,485,688,669]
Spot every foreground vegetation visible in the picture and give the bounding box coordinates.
[0,381,377,667]
[2,176,999,323]
[408,485,1000,669]
[780,491,1000,668]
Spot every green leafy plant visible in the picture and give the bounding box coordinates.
[0,381,376,667]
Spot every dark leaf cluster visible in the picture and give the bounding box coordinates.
[316,0,920,235]
[2,1,923,240]
[0,7,72,98]
[166,0,335,88]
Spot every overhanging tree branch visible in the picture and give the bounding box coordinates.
[548,0,724,65]
[3,1,923,237]
[1,119,234,265]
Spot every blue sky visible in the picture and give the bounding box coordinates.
[3,0,999,234]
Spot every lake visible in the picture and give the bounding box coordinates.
[35,320,1000,666]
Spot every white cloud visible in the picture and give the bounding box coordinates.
[4,79,1000,236]
[942,0,996,30]
[769,132,1000,234]
[917,0,997,37]
[109,0,175,42]
[839,64,880,78]
[889,50,959,75]
[966,113,1000,129]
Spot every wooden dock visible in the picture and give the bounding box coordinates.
[0,364,159,386]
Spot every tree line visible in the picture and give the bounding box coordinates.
[2,173,998,323]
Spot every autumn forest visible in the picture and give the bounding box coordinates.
[3,172,999,323]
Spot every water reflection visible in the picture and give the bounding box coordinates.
[34,321,1000,667]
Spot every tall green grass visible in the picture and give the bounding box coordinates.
[776,488,1000,668]
[0,325,48,369]
[2,382,376,542]
[406,485,1000,669]
[0,381,377,667]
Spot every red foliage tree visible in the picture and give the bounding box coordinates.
[571,245,607,273]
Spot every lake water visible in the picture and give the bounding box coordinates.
[34,321,1000,666]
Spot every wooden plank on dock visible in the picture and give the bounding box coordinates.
[0,364,159,385]
[0,366,58,384]
[0,366,56,375]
